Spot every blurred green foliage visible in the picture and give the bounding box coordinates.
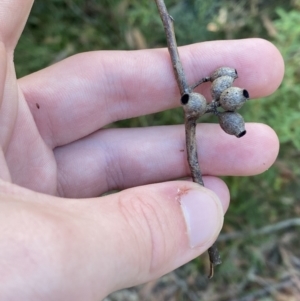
[14,0,300,299]
[271,8,300,148]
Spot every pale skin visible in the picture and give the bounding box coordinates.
[0,1,284,300]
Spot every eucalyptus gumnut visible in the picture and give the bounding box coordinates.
[218,112,246,138]
[181,92,207,119]
[210,67,238,82]
[211,75,235,100]
[219,87,250,111]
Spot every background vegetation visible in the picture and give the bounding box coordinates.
[15,0,300,300]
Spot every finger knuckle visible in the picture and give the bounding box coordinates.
[117,192,170,273]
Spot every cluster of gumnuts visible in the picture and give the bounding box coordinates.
[181,67,249,138]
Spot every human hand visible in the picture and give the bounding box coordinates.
[0,1,284,300]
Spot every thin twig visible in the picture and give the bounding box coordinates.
[154,0,221,278]
[279,247,300,294]
[185,119,204,186]
[205,101,220,115]
[231,277,296,301]
[154,0,189,95]
[190,76,211,90]
[218,218,300,242]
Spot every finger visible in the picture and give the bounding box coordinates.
[19,38,284,148]
[0,0,36,182]
[0,44,11,180]
[0,0,34,50]
[54,123,278,198]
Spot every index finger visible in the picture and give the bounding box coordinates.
[19,38,284,148]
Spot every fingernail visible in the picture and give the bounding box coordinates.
[180,188,223,248]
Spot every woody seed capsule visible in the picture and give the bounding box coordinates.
[181,92,207,119]
[219,87,250,111]
[211,75,235,100]
[210,67,238,82]
[218,112,246,138]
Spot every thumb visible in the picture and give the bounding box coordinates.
[79,180,227,298]
[0,180,227,300]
